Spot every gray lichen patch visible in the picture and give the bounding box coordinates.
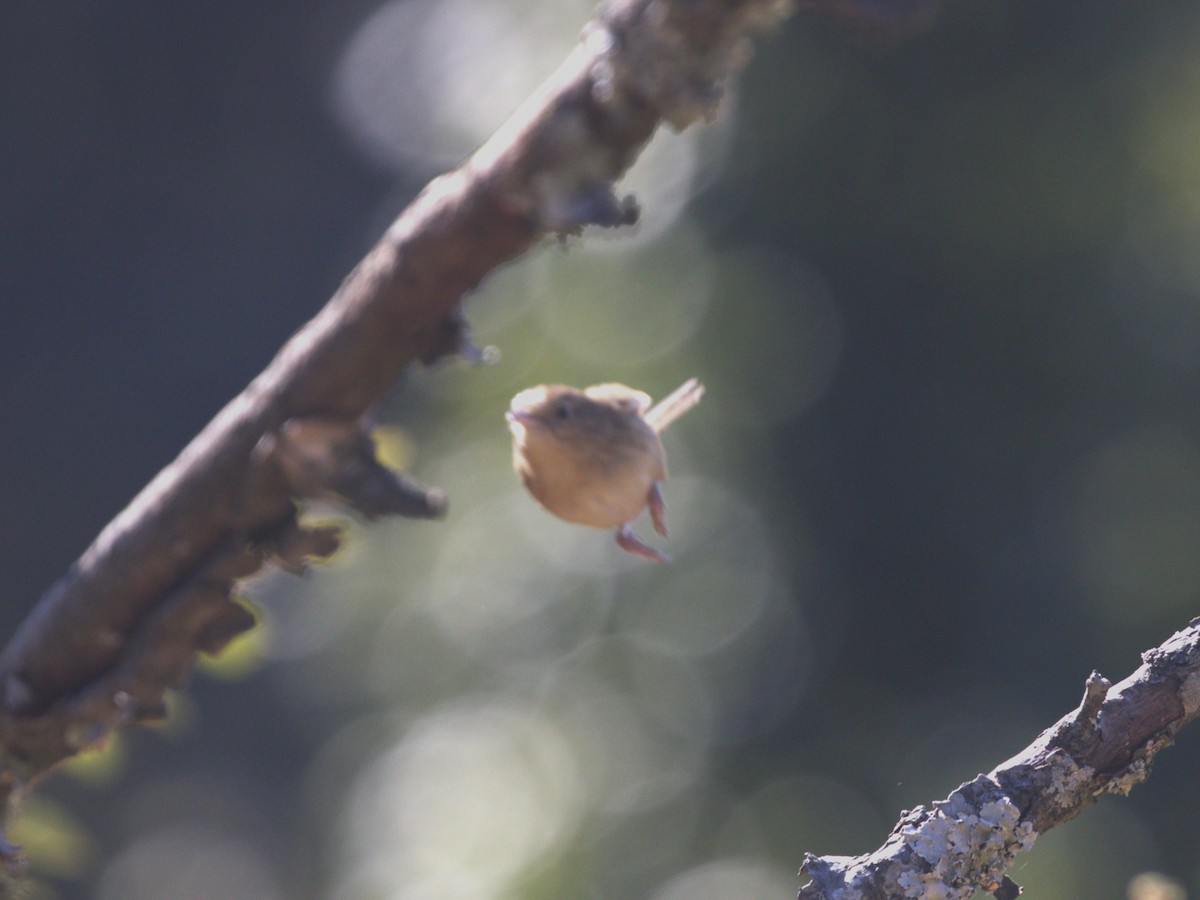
[892,785,1036,899]
[1043,752,1095,807]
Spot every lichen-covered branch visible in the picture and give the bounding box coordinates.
[798,619,1200,899]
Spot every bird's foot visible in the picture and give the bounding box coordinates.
[617,524,669,563]
[648,482,668,538]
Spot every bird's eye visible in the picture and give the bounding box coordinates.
[555,401,571,419]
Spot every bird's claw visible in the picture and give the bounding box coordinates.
[617,524,669,563]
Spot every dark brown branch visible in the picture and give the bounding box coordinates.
[798,619,1200,899]
[0,0,796,865]
[6,3,1185,896]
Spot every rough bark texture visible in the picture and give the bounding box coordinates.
[13,1,1184,896]
[0,0,798,871]
[798,620,1200,899]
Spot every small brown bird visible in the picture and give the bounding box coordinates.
[506,378,705,562]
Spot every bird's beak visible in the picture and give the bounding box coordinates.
[506,409,537,436]
[508,386,549,435]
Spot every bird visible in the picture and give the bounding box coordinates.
[506,378,705,562]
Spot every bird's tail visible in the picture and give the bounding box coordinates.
[645,378,705,433]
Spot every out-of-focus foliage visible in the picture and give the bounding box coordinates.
[3,0,1200,897]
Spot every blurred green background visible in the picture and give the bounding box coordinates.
[3,1,1200,897]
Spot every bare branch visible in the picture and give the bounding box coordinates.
[798,620,1200,899]
[19,3,1181,896]
[0,0,795,849]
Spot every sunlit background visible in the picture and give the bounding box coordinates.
[3,1,1200,898]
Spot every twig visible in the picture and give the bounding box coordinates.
[798,619,1200,899]
[0,0,796,876]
